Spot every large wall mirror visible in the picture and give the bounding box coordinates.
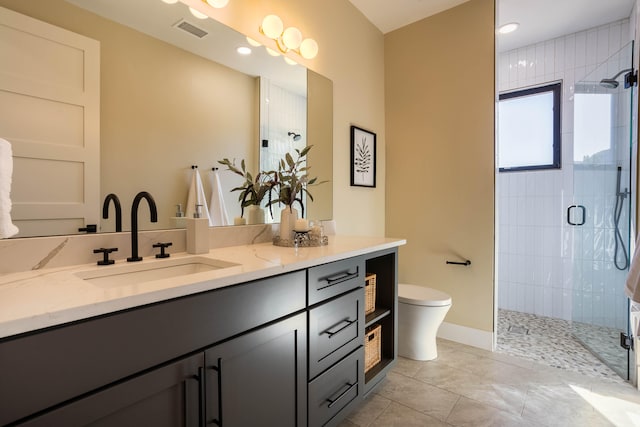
[0,0,333,238]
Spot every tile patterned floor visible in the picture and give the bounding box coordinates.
[497,309,625,381]
[339,339,640,427]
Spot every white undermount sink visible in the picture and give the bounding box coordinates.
[74,256,239,288]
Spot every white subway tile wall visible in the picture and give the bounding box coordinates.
[497,18,633,330]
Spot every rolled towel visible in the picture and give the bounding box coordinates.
[185,166,212,226]
[0,138,19,239]
[208,169,230,226]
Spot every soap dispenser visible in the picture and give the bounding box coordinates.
[186,204,209,254]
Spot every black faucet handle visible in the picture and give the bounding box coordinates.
[93,247,118,265]
[79,224,97,233]
[153,242,172,258]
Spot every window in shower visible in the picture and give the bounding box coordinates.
[498,82,561,171]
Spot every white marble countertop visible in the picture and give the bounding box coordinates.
[0,235,405,339]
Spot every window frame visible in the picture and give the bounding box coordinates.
[498,82,562,172]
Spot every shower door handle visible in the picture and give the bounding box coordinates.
[567,205,586,226]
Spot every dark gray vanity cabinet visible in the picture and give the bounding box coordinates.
[204,313,307,427]
[0,247,399,427]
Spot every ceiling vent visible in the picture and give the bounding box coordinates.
[173,19,208,39]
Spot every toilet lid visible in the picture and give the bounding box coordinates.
[398,283,452,307]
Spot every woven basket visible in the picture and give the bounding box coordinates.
[364,324,381,373]
[365,273,376,315]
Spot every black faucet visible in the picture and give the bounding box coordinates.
[127,191,158,262]
[102,193,122,232]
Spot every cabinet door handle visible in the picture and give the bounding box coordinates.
[323,318,357,338]
[326,382,358,408]
[208,359,222,426]
[197,367,206,427]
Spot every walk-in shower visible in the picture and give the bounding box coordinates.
[497,35,636,381]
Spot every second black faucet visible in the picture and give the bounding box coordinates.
[127,191,158,262]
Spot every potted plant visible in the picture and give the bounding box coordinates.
[218,158,274,224]
[269,146,323,239]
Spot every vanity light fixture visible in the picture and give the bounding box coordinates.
[497,22,519,34]
[259,14,318,59]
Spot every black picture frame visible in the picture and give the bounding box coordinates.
[350,125,376,188]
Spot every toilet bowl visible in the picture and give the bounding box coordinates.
[398,283,452,361]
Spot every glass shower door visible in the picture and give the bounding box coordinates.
[571,41,634,379]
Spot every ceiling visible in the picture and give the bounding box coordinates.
[349,0,636,52]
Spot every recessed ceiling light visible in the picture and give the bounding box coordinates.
[161,0,179,3]
[498,22,519,34]
[237,46,252,55]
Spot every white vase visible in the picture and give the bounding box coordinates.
[246,205,265,225]
[279,206,299,240]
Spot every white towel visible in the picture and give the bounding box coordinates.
[208,170,230,226]
[0,138,19,239]
[186,167,213,226]
[625,234,640,303]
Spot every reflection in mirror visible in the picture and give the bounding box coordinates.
[0,0,332,238]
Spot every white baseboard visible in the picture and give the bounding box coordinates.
[437,322,494,351]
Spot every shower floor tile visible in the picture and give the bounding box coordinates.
[497,309,625,382]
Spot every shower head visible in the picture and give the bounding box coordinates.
[288,131,301,141]
[599,68,633,89]
[599,79,619,89]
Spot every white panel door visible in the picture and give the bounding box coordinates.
[0,6,100,237]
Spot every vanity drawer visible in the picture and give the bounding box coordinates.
[309,288,364,379]
[308,347,363,427]
[308,257,365,305]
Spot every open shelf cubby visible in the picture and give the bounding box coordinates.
[363,248,398,395]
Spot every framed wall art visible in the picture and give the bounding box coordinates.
[350,125,376,188]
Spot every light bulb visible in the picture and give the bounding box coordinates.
[189,7,208,19]
[261,15,283,39]
[265,47,280,57]
[299,38,318,59]
[282,27,302,50]
[284,56,297,65]
[206,0,229,8]
[246,37,262,47]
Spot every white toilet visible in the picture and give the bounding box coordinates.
[398,283,452,361]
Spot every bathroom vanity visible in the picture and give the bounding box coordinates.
[0,236,404,426]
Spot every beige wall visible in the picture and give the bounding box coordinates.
[385,0,496,332]
[185,0,387,236]
[0,0,255,231]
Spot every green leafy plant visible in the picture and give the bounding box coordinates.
[268,145,325,217]
[218,158,275,218]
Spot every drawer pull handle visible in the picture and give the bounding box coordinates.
[323,318,357,338]
[327,382,357,408]
[323,268,359,285]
